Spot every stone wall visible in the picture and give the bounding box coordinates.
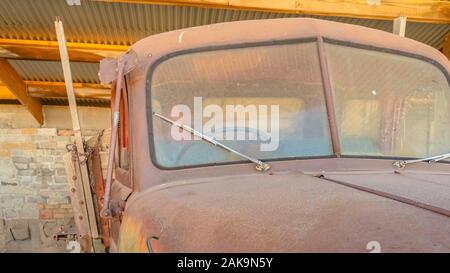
[0,128,72,220]
[0,105,110,252]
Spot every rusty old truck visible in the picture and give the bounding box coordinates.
[73,18,450,253]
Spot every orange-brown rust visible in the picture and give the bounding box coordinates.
[117,214,148,252]
[89,146,111,249]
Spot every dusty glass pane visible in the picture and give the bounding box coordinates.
[326,42,450,158]
[149,42,332,168]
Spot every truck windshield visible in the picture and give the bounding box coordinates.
[326,42,450,159]
[148,40,450,169]
[149,41,333,168]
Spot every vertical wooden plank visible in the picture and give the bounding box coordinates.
[63,152,93,252]
[55,19,99,239]
[393,16,407,37]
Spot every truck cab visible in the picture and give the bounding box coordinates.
[99,18,450,252]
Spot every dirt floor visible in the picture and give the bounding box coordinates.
[0,219,71,253]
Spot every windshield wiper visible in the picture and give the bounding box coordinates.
[393,152,450,169]
[153,112,271,172]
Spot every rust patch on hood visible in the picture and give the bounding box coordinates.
[119,171,450,252]
[322,172,450,217]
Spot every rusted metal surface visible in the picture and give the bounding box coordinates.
[100,18,450,252]
[102,60,126,218]
[120,170,450,252]
[99,50,138,85]
[87,145,111,250]
[322,172,450,217]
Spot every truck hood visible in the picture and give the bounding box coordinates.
[119,170,450,252]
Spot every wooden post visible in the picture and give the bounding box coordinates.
[443,34,450,61]
[393,16,407,37]
[54,19,99,244]
[63,152,93,252]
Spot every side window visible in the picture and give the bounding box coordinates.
[118,85,129,170]
[113,80,130,171]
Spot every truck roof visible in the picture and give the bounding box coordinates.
[130,17,449,75]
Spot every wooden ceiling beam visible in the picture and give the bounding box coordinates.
[94,0,450,24]
[0,58,44,124]
[0,38,128,62]
[0,80,111,100]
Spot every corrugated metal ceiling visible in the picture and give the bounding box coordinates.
[0,0,448,86]
[1,0,448,48]
[39,97,110,107]
[0,97,109,107]
[8,60,99,83]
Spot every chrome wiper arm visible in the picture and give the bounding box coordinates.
[153,112,271,172]
[393,152,450,169]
